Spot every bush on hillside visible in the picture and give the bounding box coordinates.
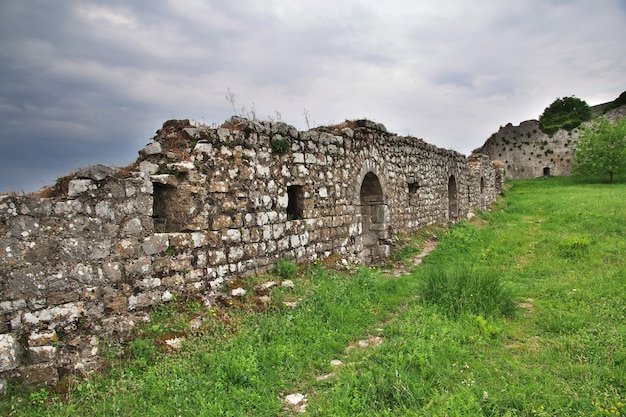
[538,96,592,136]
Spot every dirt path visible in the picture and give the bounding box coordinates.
[383,239,439,278]
[282,240,439,414]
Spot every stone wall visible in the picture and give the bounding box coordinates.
[475,105,626,179]
[0,118,502,389]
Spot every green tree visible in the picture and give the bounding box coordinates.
[573,117,626,183]
[539,96,592,136]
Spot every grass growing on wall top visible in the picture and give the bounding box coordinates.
[2,176,626,416]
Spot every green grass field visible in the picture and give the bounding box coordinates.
[2,176,625,416]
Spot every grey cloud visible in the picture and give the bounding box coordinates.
[1,0,625,192]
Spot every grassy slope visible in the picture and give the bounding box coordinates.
[2,177,625,416]
[312,177,626,416]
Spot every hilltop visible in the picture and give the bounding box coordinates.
[474,91,626,179]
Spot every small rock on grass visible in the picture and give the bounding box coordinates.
[284,393,307,413]
[231,287,246,297]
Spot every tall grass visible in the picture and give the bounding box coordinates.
[418,264,516,319]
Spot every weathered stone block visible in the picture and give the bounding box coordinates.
[116,238,138,257]
[122,218,143,236]
[151,174,179,187]
[169,257,193,272]
[139,161,159,174]
[0,299,27,315]
[136,277,161,290]
[128,291,160,310]
[190,232,207,248]
[104,293,128,312]
[68,180,96,198]
[211,214,233,230]
[222,229,241,243]
[140,142,162,156]
[71,263,96,285]
[208,250,226,266]
[167,233,192,249]
[28,346,57,364]
[60,237,87,261]
[89,240,111,260]
[142,234,169,255]
[0,334,20,372]
[76,164,118,181]
[21,363,59,387]
[102,262,123,282]
[6,267,46,299]
[162,274,185,288]
[127,257,152,276]
[22,302,84,326]
[47,291,80,305]
[193,142,213,154]
[228,246,244,262]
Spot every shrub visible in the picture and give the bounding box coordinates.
[273,259,298,280]
[271,137,290,154]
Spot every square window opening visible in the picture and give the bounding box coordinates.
[287,185,304,220]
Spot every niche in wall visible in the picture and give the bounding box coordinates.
[287,185,304,220]
[408,182,420,194]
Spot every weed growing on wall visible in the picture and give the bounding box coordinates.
[270,137,290,154]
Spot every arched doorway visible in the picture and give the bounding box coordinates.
[360,172,388,263]
[448,175,458,222]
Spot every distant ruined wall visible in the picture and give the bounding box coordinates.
[476,105,626,179]
[0,118,502,389]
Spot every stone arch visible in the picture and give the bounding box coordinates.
[353,157,388,204]
[359,172,389,263]
[448,175,458,222]
[543,166,551,176]
[354,159,390,263]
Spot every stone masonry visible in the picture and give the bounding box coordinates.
[475,103,626,179]
[0,117,503,388]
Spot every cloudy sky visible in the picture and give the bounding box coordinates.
[1,0,625,192]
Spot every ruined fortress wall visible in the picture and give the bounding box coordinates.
[476,105,626,180]
[0,118,502,388]
[477,120,577,179]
